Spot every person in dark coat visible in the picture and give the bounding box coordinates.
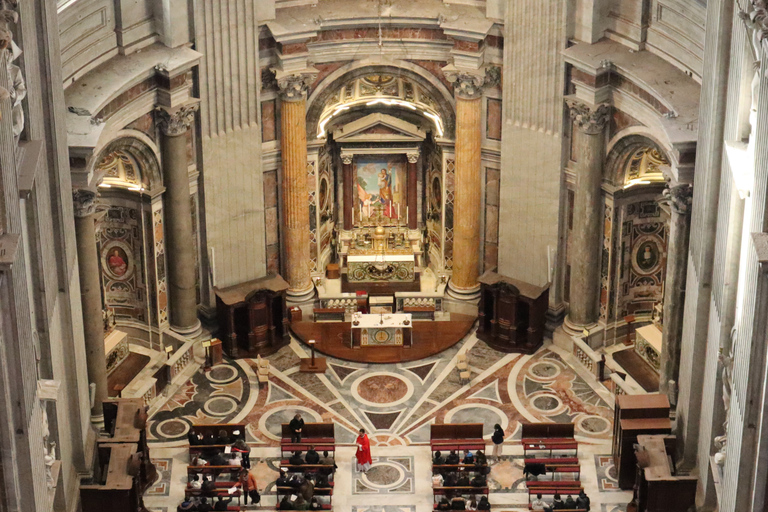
[289,451,304,466]
[276,470,291,487]
[443,472,458,487]
[213,496,232,511]
[197,497,213,512]
[462,451,474,464]
[491,424,504,461]
[576,491,591,511]
[477,496,491,510]
[564,495,577,509]
[474,450,487,466]
[216,429,231,445]
[446,450,460,465]
[289,414,304,443]
[470,473,486,487]
[456,473,470,487]
[433,450,445,465]
[305,445,320,464]
[200,476,216,496]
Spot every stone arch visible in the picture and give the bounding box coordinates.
[604,134,670,188]
[306,61,457,140]
[93,133,163,192]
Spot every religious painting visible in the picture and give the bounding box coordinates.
[633,239,661,274]
[354,155,407,221]
[102,242,133,281]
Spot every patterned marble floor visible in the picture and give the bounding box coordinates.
[144,328,632,511]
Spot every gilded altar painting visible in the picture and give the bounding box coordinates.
[355,155,407,221]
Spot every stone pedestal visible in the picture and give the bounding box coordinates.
[563,100,610,333]
[445,71,485,300]
[659,184,693,399]
[278,72,317,303]
[157,103,202,337]
[73,190,108,425]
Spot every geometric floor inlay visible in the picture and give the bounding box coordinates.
[351,507,417,512]
[144,458,172,496]
[352,456,414,494]
[595,454,621,491]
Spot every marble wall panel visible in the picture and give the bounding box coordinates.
[486,98,502,141]
[261,100,276,142]
[264,170,278,209]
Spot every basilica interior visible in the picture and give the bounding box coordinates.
[1,0,768,511]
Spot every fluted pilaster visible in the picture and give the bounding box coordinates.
[564,100,610,331]
[446,71,484,299]
[278,72,316,302]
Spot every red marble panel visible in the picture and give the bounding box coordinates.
[486,98,502,141]
[263,170,278,208]
[261,100,276,142]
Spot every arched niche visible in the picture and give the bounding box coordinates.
[600,136,671,342]
[93,136,168,347]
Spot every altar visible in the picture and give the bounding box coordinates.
[350,312,413,348]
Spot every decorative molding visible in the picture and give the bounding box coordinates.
[566,100,611,135]
[275,70,318,102]
[72,189,98,218]
[407,151,420,164]
[443,66,486,100]
[664,183,693,215]
[156,102,199,136]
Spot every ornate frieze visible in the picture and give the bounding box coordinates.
[276,71,317,102]
[566,100,611,135]
[72,189,98,218]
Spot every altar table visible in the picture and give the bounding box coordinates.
[350,313,413,348]
[347,253,416,282]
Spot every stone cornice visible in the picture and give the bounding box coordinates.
[566,99,610,135]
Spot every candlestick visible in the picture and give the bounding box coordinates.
[309,339,316,367]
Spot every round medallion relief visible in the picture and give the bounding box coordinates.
[355,375,409,405]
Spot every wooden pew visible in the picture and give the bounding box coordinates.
[430,424,486,452]
[188,423,247,458]
[280,423,336,458]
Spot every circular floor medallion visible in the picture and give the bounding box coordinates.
[532,394,561,412]
[579,415,611,435]
[362,462,405,489]
[206,364,238,384]
[530,361,560,379]
[204,396,238,416]
[351,372,414,408]
[156,418,190,439]
[444,404,508,438]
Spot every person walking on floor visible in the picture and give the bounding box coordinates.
[491,423,505,461]
[355,428,373,473]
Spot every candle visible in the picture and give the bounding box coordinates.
[406,206,409,227]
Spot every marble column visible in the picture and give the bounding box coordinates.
[72,189,108,425]
[407,151,419,230]
[447,72,485,300]
[563,100,610,332]
[278,73,316,302]
[659,183,693,400]
[157,103,202,337]
[342,155,354,231]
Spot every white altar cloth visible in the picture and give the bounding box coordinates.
[351,312,412,328]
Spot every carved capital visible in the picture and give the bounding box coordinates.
[72,189,98,218]
[341,154,353,165]
[156,103,199,137]
[276,71,317,102]
[566,100,610,135]
[444,68,486,100]
[407,152,420,164]
[665,183,693,215]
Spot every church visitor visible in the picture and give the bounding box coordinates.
[355,428,372,473]
[232,438,250,468]
[462,450,474,464]
[491,424,505,460]
[289,450,304,466]
[305,445,320,464]
[446,450,460,464]
[433,450,445,465]
[576,490,591,511]
[213,496,232,511]
[477,496,491,510]
[531,493,548,510]
[289,413,304,443]
[196,497,213,512]
[432,471,444,487]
